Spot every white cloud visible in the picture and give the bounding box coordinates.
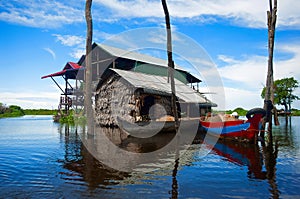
[147,28,180,45]
[275,44,300,79]
[218,55,267,89]
[94,0,300,29]
[43,48,56,60]
[52,34,86,59]
[1,1,300,29]
[94,0,163,18]
[217,55,239,64]
[216,43,300,109]
[223,87,264,110]
[53,34,85,47]
[0,91,59,109]
[70,49,85,59]
[0,0,84,28]
[94,30,116,41]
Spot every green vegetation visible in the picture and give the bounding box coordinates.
[261,77,299,113]
[23,109,57,115]
[225,107,300,117]
[225,107,248,116]
[0,102,57,118]
[213,107,248,116]
[59,112,75,124]
[0,104,25,118]
[291,109,300,116]
[56,110,86,125]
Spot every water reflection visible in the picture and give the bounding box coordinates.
[1,116,300,198]
[57,125,130,189]
[263,138,280,199]
[208,116,300,199]
[57,124,199,198]
[208,136,282,198]
[60,124,272,185]
[211,141,267,179]
[55,117,299,198]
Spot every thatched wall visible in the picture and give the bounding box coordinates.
[95,75,136,126]
[94,73,173,127]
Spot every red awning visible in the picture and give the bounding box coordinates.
[41,69,67,79]
[41,62,83,79]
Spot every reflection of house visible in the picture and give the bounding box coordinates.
[58,125,129,188]
[41,43,217,122]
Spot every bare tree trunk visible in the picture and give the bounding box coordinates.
[161,0,179,127]
[85,0,94,135]
[270,7,280,128]
[161,3,180,194]
[263,0,278,135]
[284,103,288,125]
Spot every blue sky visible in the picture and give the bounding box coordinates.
[0,0,300,110]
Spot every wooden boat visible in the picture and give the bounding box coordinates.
[117,116,200,137]
[200,108,266,142]
[277,110,292,116]
[117,117,176,137]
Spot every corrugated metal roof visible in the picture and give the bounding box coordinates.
[98,43,185,71]
[111,68,213,104]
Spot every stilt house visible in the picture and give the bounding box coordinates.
[42,43,217,125]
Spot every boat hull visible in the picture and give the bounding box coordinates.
[117,117,175,137]
[201,121,256,141]
[200,109,266,142]
[117,117,200,137]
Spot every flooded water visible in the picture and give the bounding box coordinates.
[0,115,299,198]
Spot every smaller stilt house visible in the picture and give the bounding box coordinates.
[41,62,84,113]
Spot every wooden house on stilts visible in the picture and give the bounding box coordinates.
[42,43,217,125]
[41,62,84,118]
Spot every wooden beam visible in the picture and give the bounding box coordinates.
[50,76,65,94]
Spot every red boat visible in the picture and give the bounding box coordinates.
[200,108,266,142]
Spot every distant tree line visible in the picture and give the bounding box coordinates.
[0,102,7,114]
[225,107,300,117]
[0,102,57,118]
[0,103,25,118]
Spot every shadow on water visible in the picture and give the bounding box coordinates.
[57,116,300,198]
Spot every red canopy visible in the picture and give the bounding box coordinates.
[41,70,67,79]
[41,62,82,79]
